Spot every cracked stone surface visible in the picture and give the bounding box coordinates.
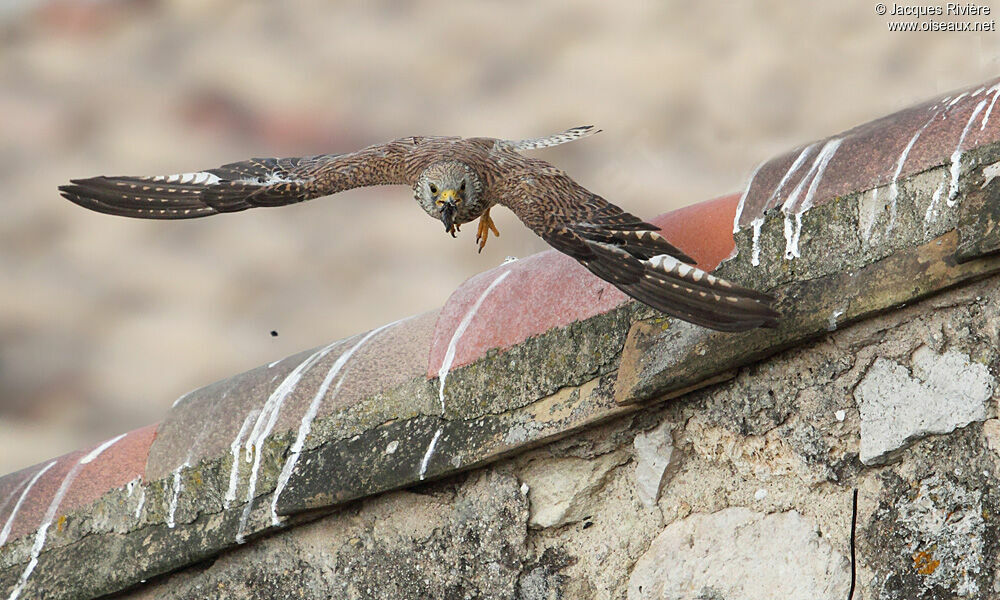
[863,428,1000,600]
[520,449,630,529]
[626,508,850,600]
[855,347,995,465]
[632,420,679,508]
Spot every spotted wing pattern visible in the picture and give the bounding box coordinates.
[499,166,779,332]
[58,140,418,220]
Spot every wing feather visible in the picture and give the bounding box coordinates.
[59,140,417,220]
[499,169,779,331]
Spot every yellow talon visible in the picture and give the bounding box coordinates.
[475,207,500,253]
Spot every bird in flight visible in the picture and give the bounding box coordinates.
[59,126,779,331]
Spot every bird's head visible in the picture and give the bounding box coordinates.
[414,161,483,236]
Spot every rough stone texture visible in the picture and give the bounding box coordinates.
[856,349,995,465]
[863,429,1000,600]
[627,508,850,599]
[520,449,630,529]
[124,470,530,600]
[632,420,679,508]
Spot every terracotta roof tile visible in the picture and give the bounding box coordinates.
[146,311,437,481]
[734,78,1000,232]
[0,424,155,546]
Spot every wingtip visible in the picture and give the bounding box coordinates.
[58,183,82,202]
[573,125,602,136]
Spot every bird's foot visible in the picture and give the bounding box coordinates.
[475,208,500,253]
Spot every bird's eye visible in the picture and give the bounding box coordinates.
[429,183,438,194]
[460,181,466,192]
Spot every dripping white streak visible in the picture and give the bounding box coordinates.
[888,116,936,233]
[0,462,56,548]
[750,217,764,267]
[171,389,196,409]
[267,359,282,368]
[764,143,817,211]
[765,144,816,266]
[947,99,988,207]
[82,434,127,463]
[733,160,767,233]
[224,409,260,509]
[782,138,842,259]
[795,138,842,214]
[419,428,444,481]
[827,309,845,331]
[981,85,1000,130]
[166,463,187,529]
[236,339,346,543]
[438,270,512,414]
[862,188,879,242]
[166,397,220,529]
[947,92,968,108]
[7,434,124,600]
[781,145,826,217]
[134,487,146,520]
[925,177,948,223]
[270,320,403,526]
[783,213,804,260]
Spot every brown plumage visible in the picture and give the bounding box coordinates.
[59,126,779,331]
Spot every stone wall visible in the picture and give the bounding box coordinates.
[121,273,1000,599]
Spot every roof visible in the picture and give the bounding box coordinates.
[3,76,1000,599]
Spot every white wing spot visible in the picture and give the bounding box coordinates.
[155,171,221,185]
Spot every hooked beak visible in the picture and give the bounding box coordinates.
[437,189,460,237]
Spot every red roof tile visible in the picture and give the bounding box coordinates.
[0,425,155,546]
[734,78,1000,231]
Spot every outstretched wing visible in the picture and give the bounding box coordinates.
[59,139,419,220]
[499,167,779,332]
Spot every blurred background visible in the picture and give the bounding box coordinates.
[1,0,998,474]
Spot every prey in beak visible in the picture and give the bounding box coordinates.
[437,188,461,237]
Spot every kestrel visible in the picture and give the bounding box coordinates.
[59,127,779,331]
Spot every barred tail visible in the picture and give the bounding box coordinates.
[509,125,601,152]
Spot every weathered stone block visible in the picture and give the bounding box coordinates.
[627,508,850,600]
[855,348,994,465]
